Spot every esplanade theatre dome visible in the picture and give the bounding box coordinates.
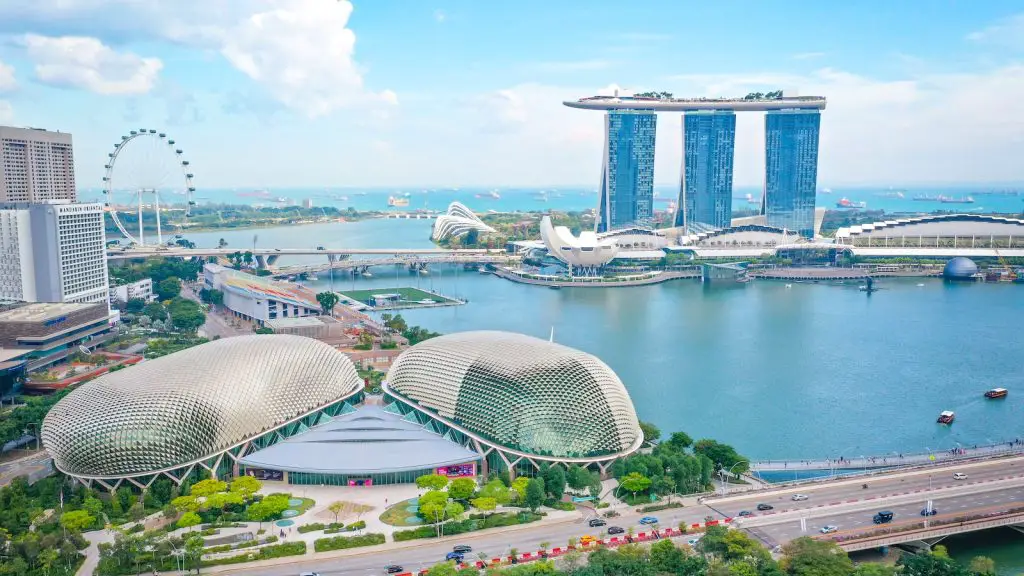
[385,331,642,461]
[42,335,362,482]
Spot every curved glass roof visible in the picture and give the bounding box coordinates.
[42,335,362,478]
[386,331,642,459]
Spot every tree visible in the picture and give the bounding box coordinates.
[968,557,996,576]
[217,238,228,249]
[185,534,204,574]
[650,539,686,574]
[853,565,897,576]
[619,472,652,498]
[899,550,970,576]
[668,431,694,450]
[59,510,94,533]
[327,501,346,524]
[426,562,459,576]
[566,465,590,491]
[654,476,676,500]
[316,291,340,316]
[477,479,512,505]
[415,474,450,492]
[83,496,104,518]
[177,512,201,531]
[125,298,146,313]
[781,537,854,576]
[171,495,199,512]
[229,475,261,498]
[128,502,146,522]
[470,497,497,516]
[511,477,530,501]
[168,297,206,333]
[639,421,661,445]
[448,478,477,500]
[524,478,545,511]
[542,466,566,500]
[190,478,227,498]
[694,439,749,475]
[143,301,168,321]
[246,501,270,530]
[156,277,183,300]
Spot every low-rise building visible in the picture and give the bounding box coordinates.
[109,278,154,304]
[203,264,321,326]
[0,301,114,372]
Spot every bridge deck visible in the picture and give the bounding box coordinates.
[752,441,1024,471]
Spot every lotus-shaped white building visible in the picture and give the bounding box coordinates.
[539,215,619,268]
[431,202,496,241]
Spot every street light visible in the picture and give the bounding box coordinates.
[24,422,40,451]
[721,461,750,496]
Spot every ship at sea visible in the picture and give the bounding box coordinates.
[835,197,867,209]
[939,195,975,204]
[913,194,940,201]
[387,196,410,207]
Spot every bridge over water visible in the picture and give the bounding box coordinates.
[270,254,520,277]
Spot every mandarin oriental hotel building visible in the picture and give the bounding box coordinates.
[42,332,643,491]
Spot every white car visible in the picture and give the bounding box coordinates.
[819,525,838,534]
[953,472,968,480]
[791,493,809,501]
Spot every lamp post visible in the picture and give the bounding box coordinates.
[24,422,40,451]
[721,461,750,496]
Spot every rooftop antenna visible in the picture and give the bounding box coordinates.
[549,326,555,343]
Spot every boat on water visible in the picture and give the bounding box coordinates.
[937,411,955,424]
[939,195,974,204]
[913,194,939,201]
[835,197,867,209]
[387,196,410,207]
[307,272,319,281]
[985,388,1008,399]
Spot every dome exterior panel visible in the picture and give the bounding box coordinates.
[42,335,362,478]
[386,331,642,460]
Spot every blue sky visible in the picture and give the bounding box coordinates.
[0,0,1022,189]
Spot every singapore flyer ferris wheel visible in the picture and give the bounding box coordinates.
[103,129,196,246]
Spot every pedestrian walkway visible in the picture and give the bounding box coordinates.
[751,439,1024,472]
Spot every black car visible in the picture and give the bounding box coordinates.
[607,526,625,535]
[384,566,403,575]
[453,545,473,554]
[920,508,938,516]
[738,510,753,517]
[756,503,773,511]
[588,518,607,527]
[873,511,894,524]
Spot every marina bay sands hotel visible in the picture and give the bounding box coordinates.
[563,93,827,238]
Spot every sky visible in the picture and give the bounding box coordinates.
[0,0,1023,190]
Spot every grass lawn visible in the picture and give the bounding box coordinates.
[287,497,316,517]
[379,498,427,527]
[338,286,454,306]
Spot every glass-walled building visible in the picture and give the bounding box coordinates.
[676,110,736,231]
[764,109,821,238]
[598,111,656,233]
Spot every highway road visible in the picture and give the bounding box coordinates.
[215,457,1024,576]
[752,485,1024,547]
[0,451,52,487]
[705,456,1024,519]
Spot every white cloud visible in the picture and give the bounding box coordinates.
[0,100,12,122]
[434,9,446,23]
[0,59,16,92]
[22,34,161,95]
[966,13,1024,51]
[0,0,394,117]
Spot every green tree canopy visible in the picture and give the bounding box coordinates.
[176,511,202,531]
[189,478,227,497]
[59,510,94,533]
[416,474,450,492]
[447,478,477,500]
[524,478,545,511]
[639,421,661,445]
[316,291,340,315]
[167,297,206,333]
[694,439,749,474]
[156,277,182,300]
[619,472,652,496]
[781,537,855,576]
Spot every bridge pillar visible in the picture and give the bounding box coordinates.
[267,255,279,266]
[255,255,267,269]
[1008,524,1024,536]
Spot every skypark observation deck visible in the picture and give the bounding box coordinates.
[563,95,828,112]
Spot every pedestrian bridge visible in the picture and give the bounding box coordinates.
[751,441,1024,473]
[825,507,1024,552]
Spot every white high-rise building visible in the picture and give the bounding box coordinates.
[0,126,77,203]
[0,202,109,304]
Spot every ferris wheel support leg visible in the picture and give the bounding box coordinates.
[155,192,163,246]
[137,190,145,247]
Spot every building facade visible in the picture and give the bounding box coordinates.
[0,126,76,203]
[598,111,656,233]
[764,109,821,238]
[204,264,321,325]
[109,278,154,304]
[676,111,736,231]
[0,202,109,304]
[0,302,113,372]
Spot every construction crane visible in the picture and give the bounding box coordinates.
[994,248,1018,281]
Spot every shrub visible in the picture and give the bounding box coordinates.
[597,502,610,509]
[313,533,385,552]
[201,542,306,567]
[639,502,684,513]
[393,512,543,542]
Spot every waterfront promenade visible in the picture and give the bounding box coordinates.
[751,440,1024,472]
[492,267,701,287]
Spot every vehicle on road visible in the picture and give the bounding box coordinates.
[385,566,403,574]
[756,503,773,511]
[639,516,659,525]
[580,535,597,545]
[791,494,809,501]
[452,545,473,554]
[588,518,607,527]
[873,511,894,524]
[921,508,938,516]
[820,525,838,534]
[687,536,703,546]
[445,552,464,562]
[953,472,968,480]
[738,510,753,517]
[299,572,320,576]
[607,526,624,535]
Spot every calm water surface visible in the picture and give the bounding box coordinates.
[183,219,1024,461]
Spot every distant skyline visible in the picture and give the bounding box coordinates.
[0,1,1023,189]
